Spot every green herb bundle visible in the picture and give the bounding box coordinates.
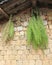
[2,16,14,43]
[27,14,48,50]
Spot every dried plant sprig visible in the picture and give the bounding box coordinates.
[2,15,14,43]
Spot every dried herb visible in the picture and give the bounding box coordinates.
[2,16,14,43]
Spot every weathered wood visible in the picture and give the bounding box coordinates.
[0,0,31,19]
[3,0,28,13]
[0,0,52,20]
[0,0,31,15]
[0,8,9,19]
[1,0,27,8]
[7,0,31,15]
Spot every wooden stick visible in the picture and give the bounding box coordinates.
[0,8,9,18]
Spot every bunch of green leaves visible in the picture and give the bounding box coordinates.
[27,13,48,50]
[2,16,14,43]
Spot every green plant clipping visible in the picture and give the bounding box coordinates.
[2,16,14,43]
[27,15,48,50]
